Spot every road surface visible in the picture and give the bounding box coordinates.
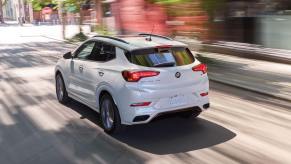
[1,28,291,164]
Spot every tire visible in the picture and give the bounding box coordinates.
[180,110,201,119]
[100,94,123,134]
[56,73,70,104]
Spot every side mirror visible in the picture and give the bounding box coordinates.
[63,52,72,59]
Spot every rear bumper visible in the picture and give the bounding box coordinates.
[150,106,203,121]
[116,76,210,125]
[121,100,210,125]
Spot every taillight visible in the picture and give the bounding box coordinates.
[192,64,207,74]
[200,92,209,97]
[122,70,160,82]
[130,102,151,107]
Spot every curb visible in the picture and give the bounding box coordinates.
[209,77,291,102]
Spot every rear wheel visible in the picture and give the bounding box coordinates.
[56,73,70,104]
[100,94,123,134]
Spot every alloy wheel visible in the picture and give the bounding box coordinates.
[56,75,64,101]
[101,99,115,130]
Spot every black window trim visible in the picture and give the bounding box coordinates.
[73,40,96,60]
[72,40,117,63]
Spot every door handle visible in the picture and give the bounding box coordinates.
[79,65,84,71]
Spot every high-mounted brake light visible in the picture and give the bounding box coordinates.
[192,64,207,74]
[155,45,172,49]
[122,70,160,82]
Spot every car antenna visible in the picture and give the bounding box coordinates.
[147,25,155,41]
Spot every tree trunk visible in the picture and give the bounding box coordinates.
[58,1,65,39]
[79,7,83,33]
[95,0,103,26]
[18,0,23,26]
[0,0,4,23]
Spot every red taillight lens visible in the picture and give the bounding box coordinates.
[122,70,160,82]
[200,92,209,97]
[155,45,172,49]
[192,64,207,74]
[130,102,151,107]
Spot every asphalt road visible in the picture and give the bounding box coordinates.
[1,34,291,164]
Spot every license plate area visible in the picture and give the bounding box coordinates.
[169,94,187,107]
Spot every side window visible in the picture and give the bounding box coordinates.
[75,42,95,60]
[102,43,116,61]
[91,42,116,62]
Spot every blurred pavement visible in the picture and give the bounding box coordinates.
[196,52,291,102]
[0,21,91,44]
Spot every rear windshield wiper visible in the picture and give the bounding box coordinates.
[153,62,176,67]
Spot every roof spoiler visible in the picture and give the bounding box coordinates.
[138,33,173,41]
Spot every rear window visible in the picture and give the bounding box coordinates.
[128,47,195,67]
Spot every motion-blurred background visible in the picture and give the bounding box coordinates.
[1,0,291,50]
[2,1,291,164]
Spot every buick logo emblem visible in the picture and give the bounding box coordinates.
[175,72,181,78]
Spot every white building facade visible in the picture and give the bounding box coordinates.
[2,0,33,23]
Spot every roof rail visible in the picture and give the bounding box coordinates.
[138,33,173,40]
[93,35,129,44]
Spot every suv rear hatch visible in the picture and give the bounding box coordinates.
[123,46,208,109]
[126,46,205,87]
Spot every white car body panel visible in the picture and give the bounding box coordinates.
[55,36,210,125]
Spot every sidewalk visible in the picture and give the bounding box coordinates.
[195,51,291,102]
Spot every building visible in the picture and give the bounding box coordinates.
[2,0,33,23]
[111,0,207,38]
[208,0,291,49]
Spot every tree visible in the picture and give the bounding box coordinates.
[58,0,65,39]
[94,0,102,26]
[63,0,85,33]
[201,0,226,22]
[58,0,89,39]
[29,0,58,11]
[0,0,7,23]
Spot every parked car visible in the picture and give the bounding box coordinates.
[55,34,210,134]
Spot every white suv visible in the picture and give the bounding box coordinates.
[55,34,209,133]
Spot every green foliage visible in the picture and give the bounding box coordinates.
[29,0,58,11]
[2,0,8,5]
[29,0,86,13]
[95,25,113,36]
[201,0,226,19]
[67,32,88,42]
[63,0,83,13]
[149,0,226,19]
[148,0,192,5]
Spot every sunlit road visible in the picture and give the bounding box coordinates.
[1,35,291,164]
